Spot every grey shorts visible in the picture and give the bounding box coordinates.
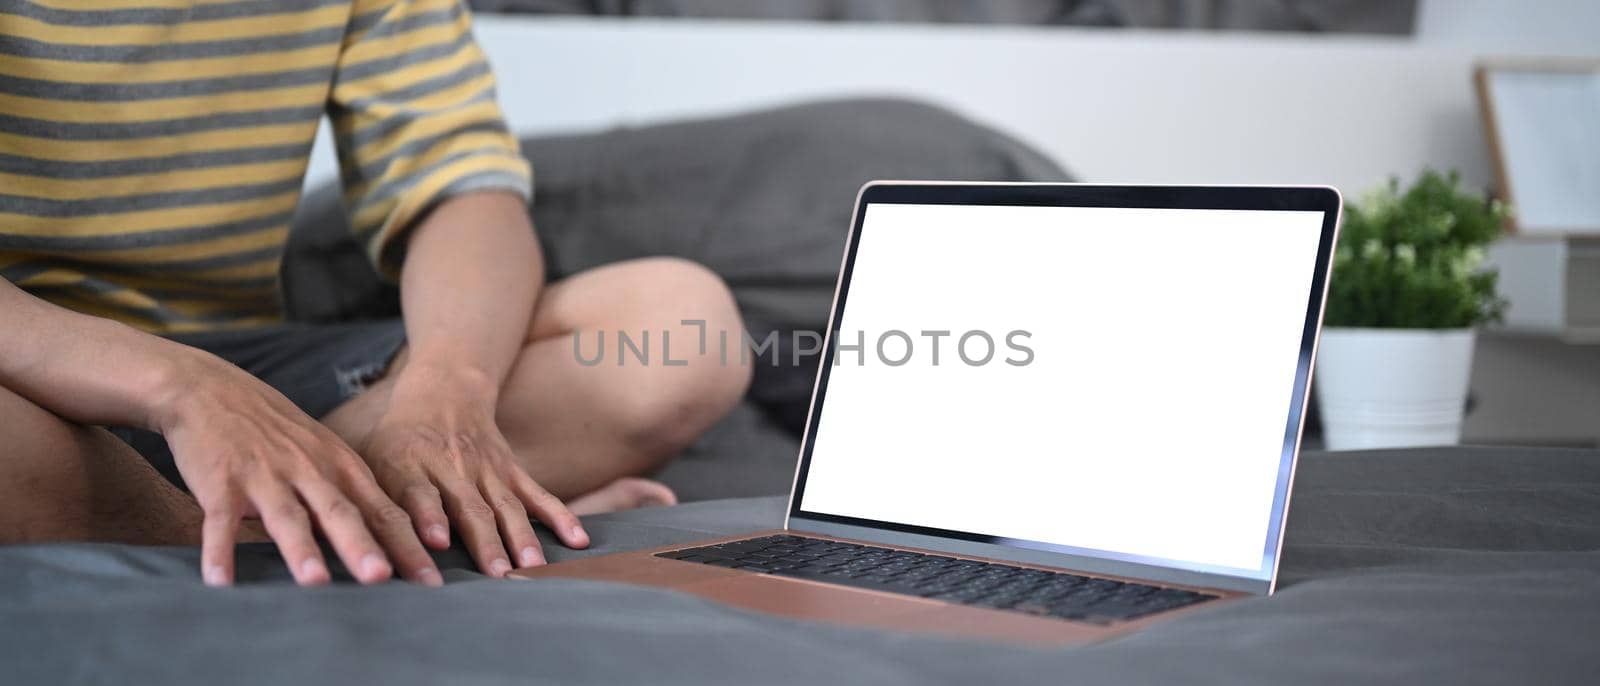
[112,319,407,486]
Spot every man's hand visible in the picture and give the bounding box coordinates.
[157,353,440,588]
[357,362,589,577]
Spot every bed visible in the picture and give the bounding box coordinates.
[4,446,1598,684]
[4,101,1595,684]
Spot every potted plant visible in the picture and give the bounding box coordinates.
[1316,169,1508,450]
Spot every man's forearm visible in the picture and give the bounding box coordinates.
[396,191,543,394]
[0,279,190,431]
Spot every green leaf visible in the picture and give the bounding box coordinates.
[1323,168,1507,328]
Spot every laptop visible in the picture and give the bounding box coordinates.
[514,182,1342,645]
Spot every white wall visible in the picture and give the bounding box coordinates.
[1416,0,1600,55]
[487,18,1491,193]
[309,8,1594,196]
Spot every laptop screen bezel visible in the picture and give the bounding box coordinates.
[783,182,1342,596]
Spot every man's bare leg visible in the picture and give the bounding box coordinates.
[323,257,752,512]
[0,383,201,546]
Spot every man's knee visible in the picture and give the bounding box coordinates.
[612,366,747,467]
[618,257,739,313]
[0,384,100,541]
[0,384,89,475]
[610,257,752,460]
[0,384,199,544]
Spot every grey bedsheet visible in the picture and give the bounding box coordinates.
[4,446,1598,684]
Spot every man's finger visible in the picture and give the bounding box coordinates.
[396,480,451,551]
[248,480,330,586]
[510,469,589,550]
[345,477,442,587]
[480,474,544,568]
[295,479,392,585]
[200,497,241,587]
[436,476,513,577]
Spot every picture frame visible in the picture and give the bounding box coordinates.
[1474,59,1600,236]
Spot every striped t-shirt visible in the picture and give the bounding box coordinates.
[0,0,531,333]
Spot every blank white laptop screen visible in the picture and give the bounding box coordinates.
[796,203,1326,577]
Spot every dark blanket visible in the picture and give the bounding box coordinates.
[4,446,1598,684]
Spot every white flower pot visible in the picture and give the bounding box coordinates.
[1313,327,1476,450]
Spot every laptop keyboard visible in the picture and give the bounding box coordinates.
[655,534,1217,624]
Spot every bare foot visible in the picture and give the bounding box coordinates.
[567,477,678,516]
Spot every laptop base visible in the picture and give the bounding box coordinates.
[510,530,1240,646]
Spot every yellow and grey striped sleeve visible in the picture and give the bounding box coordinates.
[328,0,531,278]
